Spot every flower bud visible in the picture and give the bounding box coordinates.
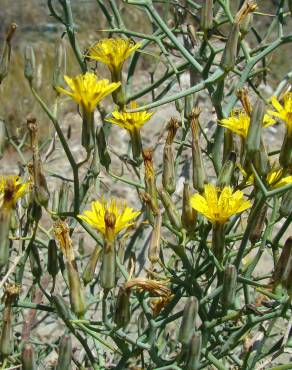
[51,190,59,220]
[100,238,116,290]
[0,306,13,356]
[181,181,197,234]
[212,222,225,262]
[280,189,292,217]
[253,140,270,177]
[52,294,72,321]
[48,239,59,278]
[82,108,94,153]
[158,188,182,230]
[184,95,194,121]
[191,108,206,192]
[220,23,240,72]
[217,151,236,187]
[58,182,70,218]
[22,343,36,370]
[162,118,179,194]
[178,297,198,346]
[67,262,86,318]
[279,130,292,170]
[82,245,102,285]
[53,41,67,92]
[240,13,253,37]
[186,332,202,370]
[0,207,11,270]
[148,213,162,264]
[200,0,213,32]
[96,126,111,170]
[114,288,131,328]
[246,99,265,157]
[143,148,158,213]
[175,98,184,114]
[249,203,267,244]
[56,334,72,370]
[24,45,35,85]
[130,127,143,164]
[0,23,17,84]
[273,237,292,289]
[222,264,237,311]
[0,118,6,159]
[29,244,42,279]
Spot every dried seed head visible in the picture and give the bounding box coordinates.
[166,117,179,145]
[235,0,257,25]
[143,148,154,178]
[54,220,75,263]
[124,278,171,298]
[236,88,252,116]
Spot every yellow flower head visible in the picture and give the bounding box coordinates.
[56,72,121,112]
[266,167,292,189]
[0,175,28,208]
[268,93,292,133]
[88,38,141,74]
[106,101,154,132]
[190,183,251,224]
[78,198,140,238]
[239,164,292,189]
[220,109,275,138]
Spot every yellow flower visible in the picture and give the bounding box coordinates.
[239,164,292,189]
[220,109,275,138]
[78,198,140,237]
[190,183,251,224]
[0,175,28,208]
[106,101,154,132]
[88,38,141,74]
[268,93,292,133]
[56,72,121,112]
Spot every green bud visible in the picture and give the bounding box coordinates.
[191,108,206,192]
[184,95,194,121]
[58,182,70,218]
[148,213,162,264]
[22,343,36,370]
[279,130,292,170]
[240,13,253,37]
[249,203,267,244]
[0,23,17,84]
[175,98,184,114]
[158,188,182,230]
[29,244,42,279]
[82,245,102,285]
[246,99,265,158]
[187,332,202,370]
[200,0,213,32]
[114,288,131,328]
[289,0,292,16]
[220,23,240,72]
[280,189,292,217]
[48,239,59,278]
[82,108,94,153]
[67,262,86,318]
[217,151,236,187]
[96,126,111,170]
[56,334,72,370]
[24,45,35,85]
[100,239,116,290]
[129,127,143,164]
[0,306,13,356]
[222,264,237,311]
[0,207,12,270]
[51,190,59,220]
[253,140,270,177]
[52,294,72,321]
[181,181,197,234]
[0,118,6,159]
[53,41,67,92]
[162,144,176,194]
[273,237,292,289]
[212,222,225,262]
[178,297,198,346]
